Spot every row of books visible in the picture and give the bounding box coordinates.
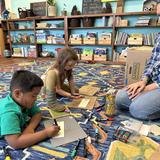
[115,31,129,45]
[12,46,37,58]
[115,31,158,45]
[136,16,160,26]
[115,16,159,27]
[143,32,159,46]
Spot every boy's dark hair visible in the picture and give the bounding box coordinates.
[10,70,44,93]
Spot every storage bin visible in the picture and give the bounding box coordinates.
[81,54,93,61]
[98,37,111,45]
[70,37,82,44]
[83,37,96,44]
[94,54,107,61]
[128,37,143,45]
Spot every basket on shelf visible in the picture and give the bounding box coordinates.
[69,5,81,27]
[69,19,81,27]
[82,17,95,27]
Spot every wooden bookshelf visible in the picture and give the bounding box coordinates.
[1,11,159,62]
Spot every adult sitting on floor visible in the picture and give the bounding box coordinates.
[115,33,160,120]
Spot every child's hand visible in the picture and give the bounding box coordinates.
[45,126,60,138]
[71,93,84,99]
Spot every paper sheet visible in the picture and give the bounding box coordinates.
[54,121,64,138]
[139,124,151,136]
[43,116,87,147]
[79,85,100,96]
[78,98,90,108]
[150,124,160,136]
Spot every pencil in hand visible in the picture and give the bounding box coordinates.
[54,119,58,126]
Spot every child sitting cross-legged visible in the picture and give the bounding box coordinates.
[43,47,82,112]
[0,70,60,149]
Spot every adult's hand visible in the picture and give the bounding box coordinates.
[143,83,159,92]
[126,80,146,99]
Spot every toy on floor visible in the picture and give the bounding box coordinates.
[113,126,132,143]
[105,93,116,116]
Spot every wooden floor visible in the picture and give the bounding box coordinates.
[0,57,126,67]
[0,57,52,67]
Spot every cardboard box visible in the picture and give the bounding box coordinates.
[125,47,153,85]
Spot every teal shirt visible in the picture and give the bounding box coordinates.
[0,94,41,138]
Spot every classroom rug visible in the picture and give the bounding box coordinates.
[0,58,140,160]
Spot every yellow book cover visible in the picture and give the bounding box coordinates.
[106,136,159,160]
[130,34,143,38]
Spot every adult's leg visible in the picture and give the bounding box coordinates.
[129,88,160,120]
[115,89,132,110]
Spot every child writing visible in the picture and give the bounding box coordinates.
[0,70,60,149]
[43,47,82,111]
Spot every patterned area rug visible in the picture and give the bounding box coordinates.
[0,59,130,160]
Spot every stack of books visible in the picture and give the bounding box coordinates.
[135,16,151,26]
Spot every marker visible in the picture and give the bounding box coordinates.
[82,138,87,157]
[54,119,58,126]
[95,128,99,143]
[86,127,92,144]
[98,124,108,133]
[87,136,92,144]
[87,112,93,121]
[71,139,80,158]
[96,103,105,110]
[3,147,11,160]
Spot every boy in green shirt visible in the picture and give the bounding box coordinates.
[0,70,60,149]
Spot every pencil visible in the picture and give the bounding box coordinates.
[54,119,58,126]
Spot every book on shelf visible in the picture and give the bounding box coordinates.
[115,31,128,45]
[135,16,151,26]
[149,18,158,26]
[115,16,121,26]
[143,32,159,46]
[12,47,25,57]
[113,50,120,62]
[107,16,113,27]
